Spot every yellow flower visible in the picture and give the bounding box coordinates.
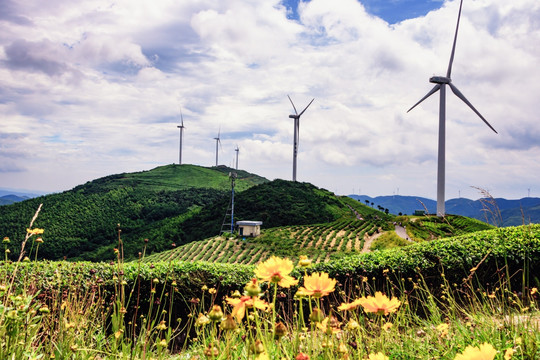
[316,316,341,335]
[436,323,449,337]
[254,256,298,288]
[337,300,360,311]
[365,352,389,360]
[195,313,210,326]
[531,287,538,295]
[454,343,497,360]
[26,228,44,235]
[298,255,312,268]
[225,295,269,322]
[504,348,514,360]
[297,272,336,298]
[357,292,401,316]
[382,322,393,331]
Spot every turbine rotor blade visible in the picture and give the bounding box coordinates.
[407,85,441,113]
[287,95,298,115]
[449,83,498,134]
[447,0,464,78]
[299,98,315,117]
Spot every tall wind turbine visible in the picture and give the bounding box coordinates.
[407,0,497,217]
[176,108,185,165]
[288,95,315,182]
[213,128,221,167]
[234,145,239,170]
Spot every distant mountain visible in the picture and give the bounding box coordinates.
[0,194,31,206]
[349,195,540,226]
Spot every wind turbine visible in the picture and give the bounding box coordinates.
[288,95,315,182]
[407,0,497,217]
[176,108,185,165]
[213,128,221,167]
[234,145,239,170]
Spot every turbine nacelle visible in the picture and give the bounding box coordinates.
[289,114,299,119]
[430,76,451,84]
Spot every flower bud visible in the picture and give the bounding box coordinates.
[208,305,223,322]
[244,278,261,297]
[309,308,324,323]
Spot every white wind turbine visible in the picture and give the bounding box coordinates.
[234,145,239,170]
[288,95,314,182]
[407,0,497,217]
[213,128,221,167]
[176,107,185,165]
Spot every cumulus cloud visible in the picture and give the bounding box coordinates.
[0,0,538,199]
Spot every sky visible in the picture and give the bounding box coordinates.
[1,0,539,200]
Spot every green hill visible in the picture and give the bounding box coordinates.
[0,164,267,261]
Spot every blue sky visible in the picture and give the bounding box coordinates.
[282,0,444,24]
[1,0,539,200]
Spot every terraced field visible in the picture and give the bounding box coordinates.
[145,216,389,265]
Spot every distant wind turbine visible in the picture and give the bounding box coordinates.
[234,145,239,170]
[407,0,497,217]
[214,128,221,167]
[176,108,185,165]
[288,95,315,182]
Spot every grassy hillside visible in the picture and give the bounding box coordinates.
[0,164,267,261]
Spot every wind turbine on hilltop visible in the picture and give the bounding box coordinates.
[235,145,239,170]
[176,107,185,165]
[214,128,221,167]
[288,95,314,182]
[407,0,497,217]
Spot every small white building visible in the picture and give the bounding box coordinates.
[237,220,263,237]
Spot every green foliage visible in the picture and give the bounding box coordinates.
[371,231,411,251]
[0,164,267,261]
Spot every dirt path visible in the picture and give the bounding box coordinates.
[395,225,413,242]
[362,231,382,253]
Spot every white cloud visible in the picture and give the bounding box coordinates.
[0,0,538,200]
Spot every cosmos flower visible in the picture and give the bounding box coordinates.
[26,228,44,235]
[225,295,269,322]
[357,292,401,316]
[298,272,336,298]
[454,343,497,360]
[254,256,298,288]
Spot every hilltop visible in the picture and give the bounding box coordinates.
[0,164,267,261]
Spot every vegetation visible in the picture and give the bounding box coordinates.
[0,164,267,261]
[1,220,539,359]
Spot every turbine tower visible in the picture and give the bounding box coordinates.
[214,128,221,167]
[407,0,497,217]
[234,145,239,170]
[288,95,314,182]
[176,108,185,165]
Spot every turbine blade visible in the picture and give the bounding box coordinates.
[288,95,298,115]
[449,83,498,134]
[180,108,184,127]
[407,84,441,113]
[298,98,315,117]
[447,0,464,78]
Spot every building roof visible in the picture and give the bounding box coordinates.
[236,220,263,226]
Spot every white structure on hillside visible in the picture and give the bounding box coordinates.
[237,220,262,237]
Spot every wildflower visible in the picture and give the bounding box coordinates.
[113,248,119,254]
[208,287,217,295]
[254,256,298,288]
[531,287,538,295]
[436,323,449,337]
[297,272,337,298]
[158,339,167,347]
[357,292,401,316]
[296,353,310,360]
[195,313,210,326]
[221,314,237,331]
[338,342,348,354]
[26,228,44,235]
[3,237,10,243]
[225,296,269,322]
[208,305,223,321]
[298,255,312,268]
[317,316,341,335]
[454,343,497,360]
[382,322,393,331]
[504,348,514,360]
[231,289,242,298]
[338,300,360,311]
[309,308,325,323]
[346,319,360,331]
[156,320,167,331]
[35,237,43,243]
[366,353,389,360]
[245,278,261,296]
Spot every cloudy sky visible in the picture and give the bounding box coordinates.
[1,0,539,200]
